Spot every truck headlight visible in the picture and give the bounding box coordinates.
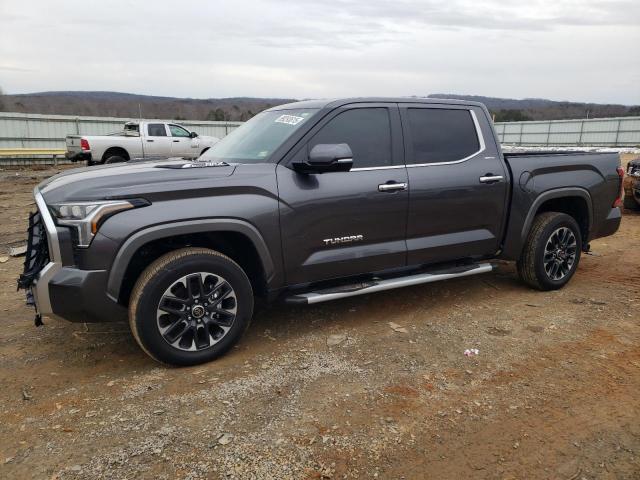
[50,199,149,247]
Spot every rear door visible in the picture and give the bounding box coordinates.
[168,124,195,157]
[277,104,409,285]
[399,104,508,265]
[144,123,173,157]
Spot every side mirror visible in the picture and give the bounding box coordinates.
[293,143,353,174]
[190,131,198,138]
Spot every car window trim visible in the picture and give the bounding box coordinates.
[351,165,406,172]
[404,108,486,167]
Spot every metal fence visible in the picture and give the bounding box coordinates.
[0,112,243,150]
[494,116,640,147]
[2,112,639,155]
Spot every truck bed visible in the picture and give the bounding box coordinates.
[500,150,622,259]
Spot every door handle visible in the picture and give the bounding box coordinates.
[173,140,180,143]
[378,182,407,192]
[147,139,154,143]
[479,174,503,184]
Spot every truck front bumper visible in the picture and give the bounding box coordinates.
[26,189,127,323]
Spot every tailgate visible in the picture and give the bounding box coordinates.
[66,135,83,153]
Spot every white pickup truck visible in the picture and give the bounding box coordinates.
[65,121,219,165]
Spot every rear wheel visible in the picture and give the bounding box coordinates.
[129,248,253,366]
[517,212,582,291]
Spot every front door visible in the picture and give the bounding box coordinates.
[144,123,173,157]
[399,104,508,265]
[277,104,409,286]
[168,124,196,158]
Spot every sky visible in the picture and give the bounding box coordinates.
[1,0,639,104]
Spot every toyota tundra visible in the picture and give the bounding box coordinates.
[19,98,624,366]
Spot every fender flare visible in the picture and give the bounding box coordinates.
[519,187,593,245]
[106,219,275,302]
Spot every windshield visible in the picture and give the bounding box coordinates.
[200,108,318,163]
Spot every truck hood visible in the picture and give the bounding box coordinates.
[39,158,236,204]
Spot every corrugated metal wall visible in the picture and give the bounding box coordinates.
[494,116,640,146]
[0,112,243,149]
[2,112,639,150]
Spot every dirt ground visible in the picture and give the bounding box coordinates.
[0,158,639,480]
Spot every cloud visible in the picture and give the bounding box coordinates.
[0,0,638,104]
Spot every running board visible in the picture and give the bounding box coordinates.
[285,262,495,305]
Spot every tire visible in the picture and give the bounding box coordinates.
[517,212,582,291]
[623,192,639,210]
[104,155,126,164]
[129,248,254,366]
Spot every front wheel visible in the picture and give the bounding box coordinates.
[517,212,582,291]
[129,248,254,366]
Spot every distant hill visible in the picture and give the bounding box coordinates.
[0,91,638,122]
[428,94,640,121]
[0,91,295,121]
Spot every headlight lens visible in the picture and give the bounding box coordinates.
[50,199,148,247]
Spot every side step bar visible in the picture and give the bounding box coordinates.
[286,262,495,305]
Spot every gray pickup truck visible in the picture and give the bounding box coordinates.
[18,98,624,366]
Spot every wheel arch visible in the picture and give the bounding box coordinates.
[521,188,593,249]
[107,219,275,306]
[102,146,130,162]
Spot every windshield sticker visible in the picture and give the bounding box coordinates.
[275,115,305,126]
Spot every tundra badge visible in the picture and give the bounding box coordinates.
[323,235,364,246]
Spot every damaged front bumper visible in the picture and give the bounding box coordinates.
[17,188,64,323]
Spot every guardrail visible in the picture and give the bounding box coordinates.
[0,148,70,166]
[494,116,640,147]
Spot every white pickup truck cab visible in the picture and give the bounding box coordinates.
[66,121,219,165]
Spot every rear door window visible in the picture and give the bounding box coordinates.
[406,109,480,164]
[147,124,168,137]
[309,108,392,169]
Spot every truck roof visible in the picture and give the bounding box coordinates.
[268,97,487,111]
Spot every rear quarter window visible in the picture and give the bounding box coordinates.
[407,109,480,164]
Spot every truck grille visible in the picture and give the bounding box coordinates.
[17,210,50,290]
